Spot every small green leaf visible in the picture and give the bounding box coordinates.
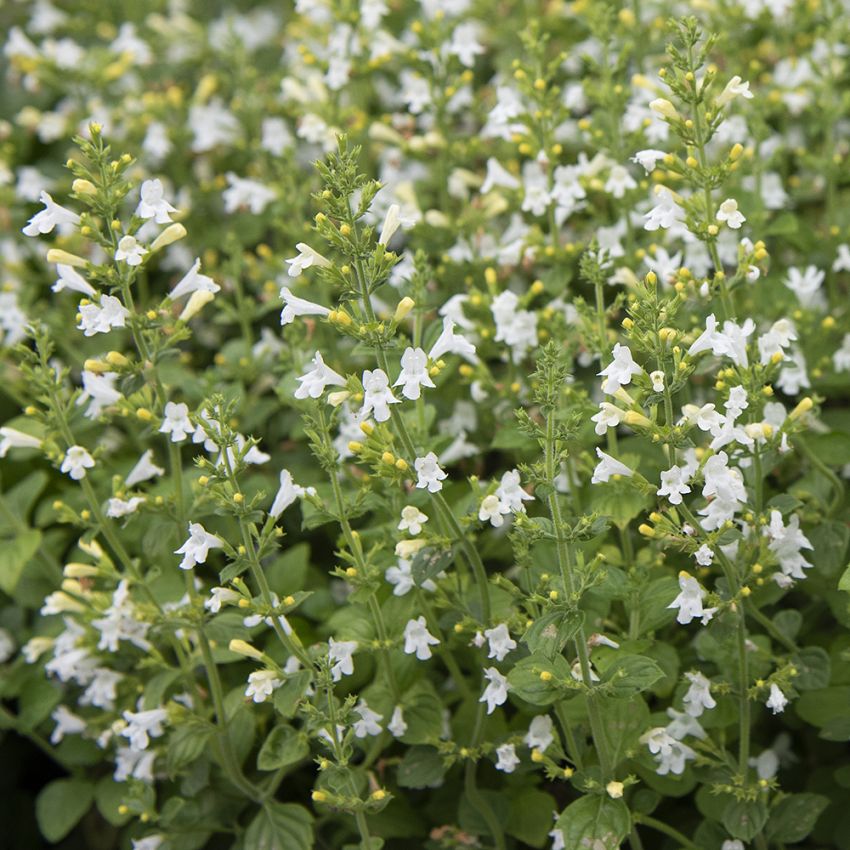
[506,789,558,848]
[243,802,314,850]
[411,546,454,586]
[556,795,630,850]
[723,799,769,841]
[602,655,665,697]
[766,793,829,844]
[273,671,313,718]
[257,725,309,771]
[522,609,584,658]
[397,746,446,789]
[0,529,42,595]
[36,778,95,843]
[166,722,213,774]
[507,652,573,706]
[792,647,831,690]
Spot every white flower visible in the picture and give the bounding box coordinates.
[77,294,130,336]
[394,347,435,400]
[495,469,533,513]
[403,616,440,660]
[694,544,714,567]
[632,149,667,172]
[121,708,168,751]
[784,266,825,308]
[765,510,812,580]
[53,264,95,296]
[352,700,383,738]
[683,671,716,717]
[591,448,634,484]
[599,343,642,394]
[484,624,516,662]
[524,715,554,752]
[668,571,715,625]
[132,837,164,850]
[766,683,788,714]
[378,204,406,246]
[270,469,314,518]
[650,370,665,392]
[279,287,330,325]
[428,316,478,363]
[688,314,754,366]
[204,587,240,613]
[223,173,276,214]
[398,506,428,535]
[159,401,193,442]
[644,187,685,231]
[0,427,42,457]
[51,705,87,744]
[591,402,625,436]
[480,666,510,714]
[717,75,753,106]
[605,165,637,199]
[657,465,692,505]
[107,497,144,518]
[716,198,745,229]
[60,445,95,480]
[479,494,509,527]
[136,178,177,223]
[22,190,79,236]
[415,452,447,492]
[285,243,332,277]
[833,244,850,273]
[495,742,519,773]
[78,370,121,419]
[722,842,745,850]
[115,235,147,266]
[175,522,223,570]
[641,727,696,775]
[481,158,520,193]
[834,334,850,372]
[385,559,437,596]
[361,368,400,422]
[125,450,165,487]
[388,706,407,738]
[169,258,220,300]
[245,669,282,703]
[295,351,346,399]
[328,638,357,681]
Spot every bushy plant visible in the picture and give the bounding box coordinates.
[1,2,850,849]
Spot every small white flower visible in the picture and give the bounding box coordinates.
[591,448,634,484]
[632,149,667,173]
[591,402,625,436]
[428,316,478,364]
[204,587,240,613]
[716,75,753,107]
[53,264,95,296]
[394,347,435,400]
[495,742,519,773]
[524,715,554,752]
[175,522,223,570]
[0,427,43,457]
[125,449,165,487]
[23,190,80,236]
[599,343,642,394]
[136,178,177,223]
[414,452,447,493]
[650,370,665,392]
[388,706,408,738]
[107,497,145,518]
[495,469,533,513]
[115,235,148,266]
[657,465,692,505]
[223,173,276,215]
[694,544,714,566]
[480,667,510,714]
[279,287,330,325]
[285,243,332,277]
[644,187,685,231]
[51,705,87,744]
[169,258,220,300]
[398,506,428,535]
[77,294,130,336]
[766,683,788,714]
[403,616,440,660]
[352,700,383,738]
[328,638,357,682]
[479,493,509,527]
[668,571,715,625]
[121,708,168,751]
[245,669,282,703]
[484,624,516,662]
[683,671,716,717]
[159,401,193,443]
[361,368,400,422]
[270,469,315,518]
[60,445,95,480]
[716,198,746,229]
[295,351,346,399]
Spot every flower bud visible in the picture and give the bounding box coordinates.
[151,223,187,251]
[46,249,87,268]
[393,296,415,323]
[179,289,214,321]
[72,178,97,196]
[228,639,264,660]
[649,98,679,120]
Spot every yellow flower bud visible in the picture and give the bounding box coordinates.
[228,639,264,660]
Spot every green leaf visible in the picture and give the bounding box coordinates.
[411,546,455,586]
[166,722,213,774]
[722,799,769,841]
[522,609,584,658]
[273,671,313,718]
[792,647,831,690]
[555,795,630,850]
[636,577,679,634]
[0,529,42,595]
[94,776,132,827]
[598,697,650,769]
[243,802,314,850]
[838,564,850,595]
[397,746,446,789]
[35,778,95,843]
[602,655,665,697]
[257,725,309,771]
[506,789,557,848]
[507,652,573,706]
[399,680,445,745]
[766,793,829,844]
[795,686,850,728]
[810,522,850,577]
[595,488,650,530]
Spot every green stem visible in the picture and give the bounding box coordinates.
[795,436,844,516]
[632,815,701,850]
[464,700,506,850]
